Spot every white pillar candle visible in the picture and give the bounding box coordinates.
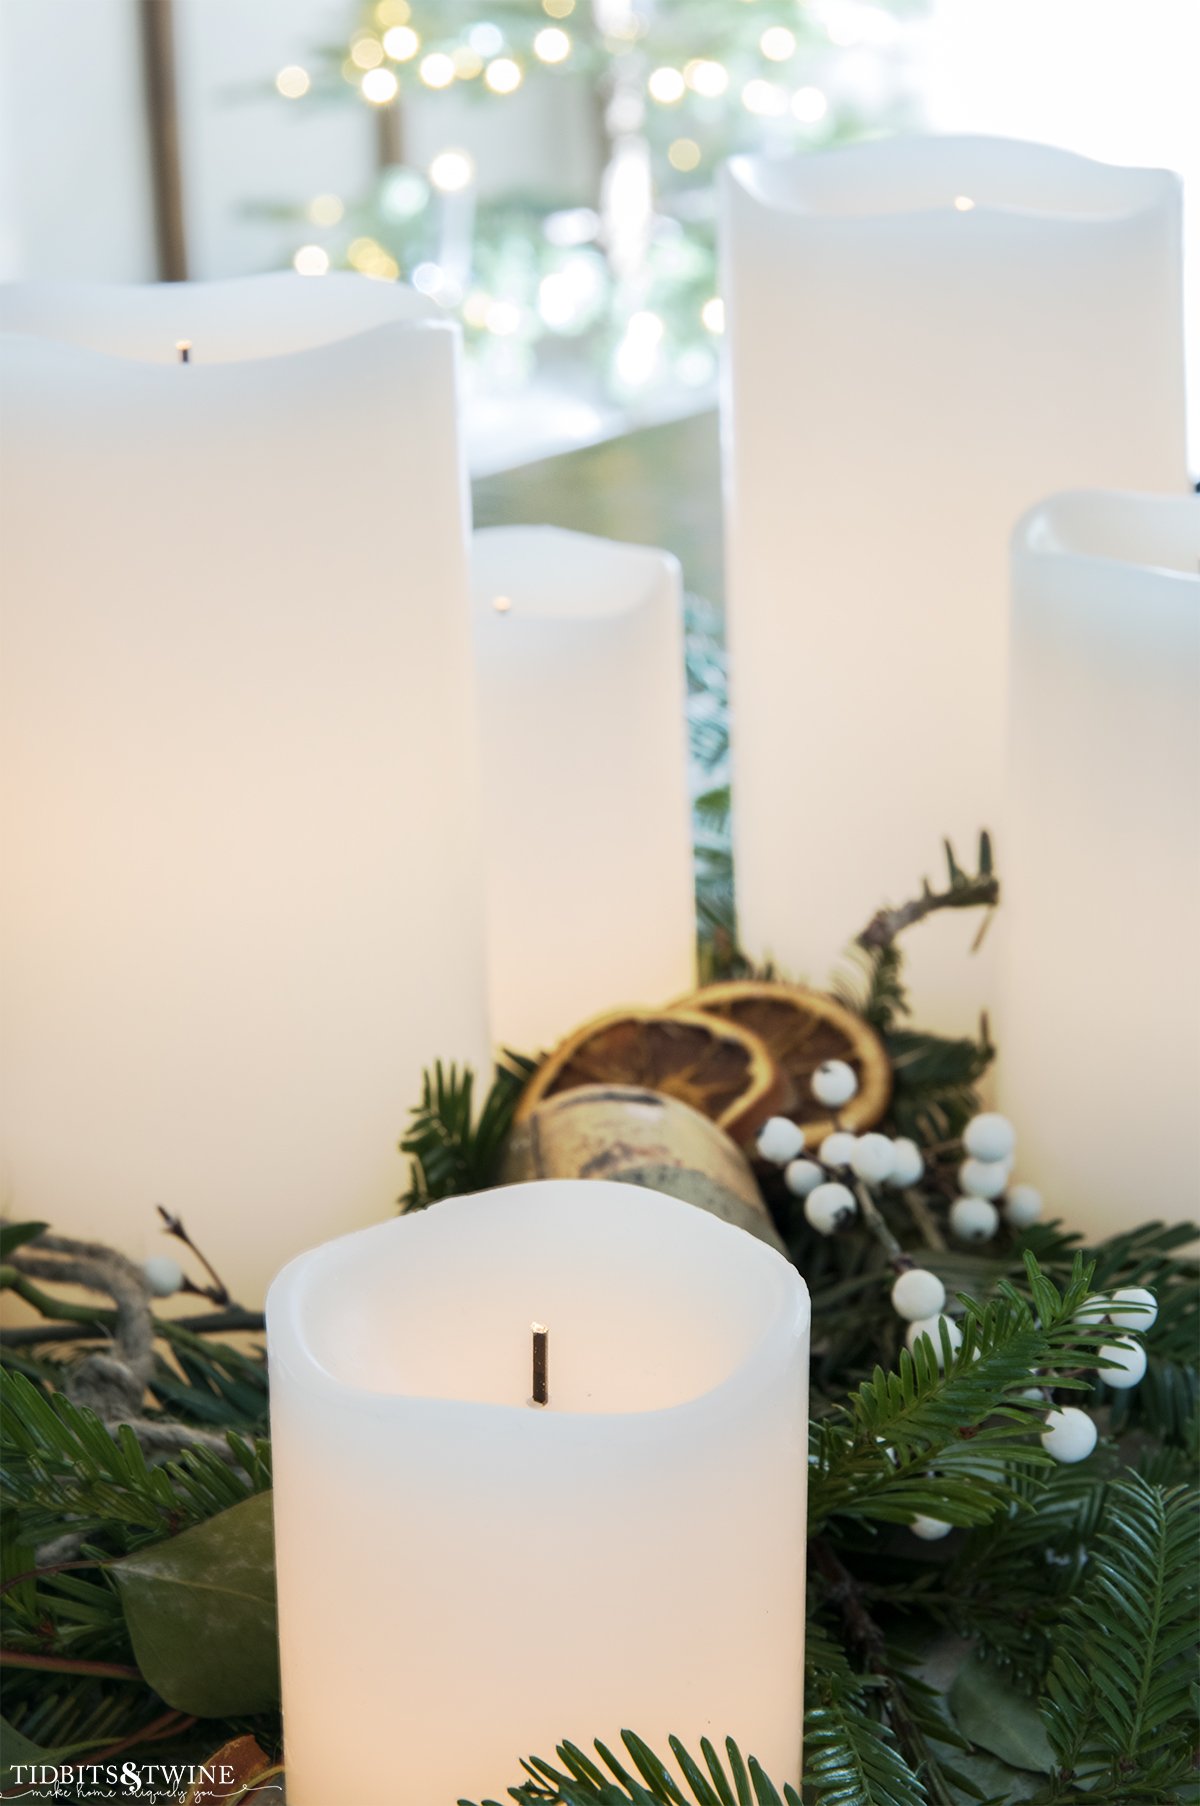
[721,137,1187,1034]
[0,288,488,1303]
[471,525,695,1052]
[999,491,1200,1237]
[268,1178,809,1804]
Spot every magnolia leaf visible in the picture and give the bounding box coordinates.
[112,1491,279,1716]
[0,1220,48,1260]
[948,1650,1054,1774]
[0,1716,113,1793]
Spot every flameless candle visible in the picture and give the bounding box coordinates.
[999,491,1200,1236]
[268,1179,809,1805]
[471,526,696,1051]
[721,137,1187,1033]
[0,300,487,1303]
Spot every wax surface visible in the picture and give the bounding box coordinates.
[721,136,1187,1035]
[471,525,695,1052]
[999,491,1200,1236]
[0,301,488,1302]
[268,1180,809,1804]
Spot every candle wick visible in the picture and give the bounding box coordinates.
[530,1321,549,1408]
[176,340,192,364]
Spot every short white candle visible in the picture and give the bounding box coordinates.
[999,491,1200,1236]
[720,137,1187,1032]
[471,526,696,1051]
[268,1179,809,1804]
[0,284,488,1302]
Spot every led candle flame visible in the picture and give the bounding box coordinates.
[175,338,191,362]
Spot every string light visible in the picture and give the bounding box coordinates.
[307,194,344,226]
[275,65,310,98]
[615,309,664,387]
[759,26,796,59]
[380,167,429,219]
[543,0,574,14]
[668,138,701,172]
[791,85,828,122]
[374,0,410,23]
[383,24,419,59]
[484,57,523,93]
[429,149,475,193]
[361,66,399,102]
[350,33,385,69]
[648,66,685,103]
[469,22,504,54]
[420,51,456,87]
[684,58,729,96]
[701,297,725,334]
[453,46,484,76]
[742,78,788,116]
[954,194,976,211]
[533,27,571,62]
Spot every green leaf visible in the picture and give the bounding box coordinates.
[0,1221,48,1260]
[0,1716,112,1794]
[947,1652,1053,1773]
[111,1490,278,1716]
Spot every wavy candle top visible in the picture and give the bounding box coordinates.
[1015,489,1200,583]
[0,271,439,362]
[726,135,1180,224]
[267,1179,809,1419]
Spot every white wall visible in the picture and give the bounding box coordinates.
[0,0,155,281]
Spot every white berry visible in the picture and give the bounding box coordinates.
[784,1158,823,1197]
[1107,1286,1158,1331]
[1004,1184,1043,1229]
[1074,1293,1114,1326]
[950,1195,999,1242]
[887,1138,924,1188]
[804,1181,857,1235]
[906,1314,963,1367]
[1099,1338,1147,1390]
[143,1254,184,1297]
[891,1268,947,1322]
[819,1131,858,1169]
[851,1133,896,1186]
[1041,1406,1097,1464]
[756,1115,806,1165]
[963,1112,1016,1164]
[910,1514,953,1541]
[811,1060,858,1108]
[959,1157,1010,1200]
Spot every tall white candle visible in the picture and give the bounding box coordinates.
[471,525,695,1052]
[0,293,488,1303]
[268,1179,809,1805]
[999,491,1200,1237]
[720,137,1187,1034]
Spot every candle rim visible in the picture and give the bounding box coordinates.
[724,136,1180,229]
[470,523,683,622]
[1014,489,1200,585]
[266,1179,809,1425]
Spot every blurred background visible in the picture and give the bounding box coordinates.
[2,0,1195,474]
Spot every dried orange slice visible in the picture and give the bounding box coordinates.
[674,980,891,1144]
[514,1008,786,1143]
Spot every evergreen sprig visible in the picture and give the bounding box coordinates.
[399,1053,536,1211]
[463,1729,802,1806]
[1038,1473,1198,1802]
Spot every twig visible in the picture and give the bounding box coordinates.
[0,1276,263,1345]
[157,1204,233,1306]
[857,872,1000,951]
[902,1186,948,1252]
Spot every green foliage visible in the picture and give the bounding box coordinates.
[399,1053,535,1211]
[1038,1474,1198,1802]
[0,1370,269,1556]
[462,1730,802,1806]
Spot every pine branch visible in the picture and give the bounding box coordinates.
[462,1729,802,1806]
[1040,1473,1198,1792]
[399,1053,536,1212]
